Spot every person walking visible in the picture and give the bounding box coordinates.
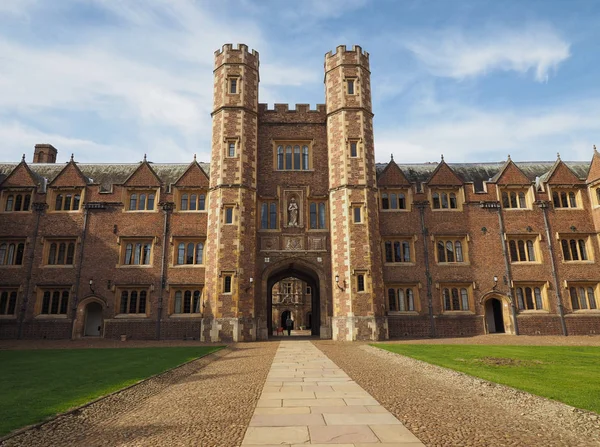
[285,316,293,336]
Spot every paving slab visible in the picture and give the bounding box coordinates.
[241,340,424,445]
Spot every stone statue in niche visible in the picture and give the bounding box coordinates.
[288,197,299,226]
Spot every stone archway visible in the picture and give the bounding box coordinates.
[480,293,515,335]
[73,296,106,339]
[262,258,328,338]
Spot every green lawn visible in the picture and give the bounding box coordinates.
[0,346,223,436]
[372,344,600,414]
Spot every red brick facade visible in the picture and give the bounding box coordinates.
[1,44,600,341]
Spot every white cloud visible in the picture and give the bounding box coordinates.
[404,24,570,82]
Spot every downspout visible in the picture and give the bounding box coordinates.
[495,203,519,335]
[71,205,90,337]
[416,201,436,337]
[156,202,173,340]
[538,200,568,336]
[18,202,45,339]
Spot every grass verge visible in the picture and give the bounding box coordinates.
[0,346,223,436]
[372,344,600,414]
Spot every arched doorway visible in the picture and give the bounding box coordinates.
[485,298,505,333]
[267,263,320,337]
[84,302,103,336]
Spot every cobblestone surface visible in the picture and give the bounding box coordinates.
[316,341,600,447]
[2,342,277,447]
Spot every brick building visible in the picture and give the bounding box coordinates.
[1,44,600,342]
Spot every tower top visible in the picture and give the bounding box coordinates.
[214,43,259,70]
[325,45,370,72]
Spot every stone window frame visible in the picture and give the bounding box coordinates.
[48,187,84,213]
[259,200,279,230]
[429,187,464,211]
[0,287,19,318]
[513,282,548,312]
[439,283,474,314]
[272,140,313,171]
[499,186,533,210]
[221,271,235,294]
[42,237,78,268]
[174,189,207,213]
[171,237,205,267]
[353,269,369,294]
[386,284,420,314]
[383,237,416,265]
[0,239,26,267]
[567,282,599,312]
[227,76,240,95]
[550,186,582,210]
[223,204,236,225]
[35,286,72,318]
[124,188,159,212]
[558,234,594,263]
[433,235,469,265]
[1,188,33,214]
[347,138,361,158]
[115,286,150,317]
[117,237,156,267]
[169,284,203,317]
[380,188,411,212]
[506,234,542,264]
[351,203,364,224]
[225,137,240,158]
[345,76,358,96]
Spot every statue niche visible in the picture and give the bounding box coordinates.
[288,196,299,227]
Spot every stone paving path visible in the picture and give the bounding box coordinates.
[242,340,424,446]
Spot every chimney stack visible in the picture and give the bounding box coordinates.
[33,144,58,163]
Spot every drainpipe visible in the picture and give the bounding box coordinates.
[494,203,519,335]
[538,200,568,336]
[71,205,91,337]
[18,202,46,339]
[156,202,173,340]
[415,201,436,337]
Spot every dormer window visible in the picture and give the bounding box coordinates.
[176,190,206,212]
[2,191,32,213]
[127,190,157,211]
[381,190,409,210]
[431,189,460,210]
[51,188,83,212]
[552,189,579,209]
[501,188,530,209]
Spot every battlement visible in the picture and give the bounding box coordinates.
[258,103,327,123]
[325,45,370,71]
[214,43,259,69]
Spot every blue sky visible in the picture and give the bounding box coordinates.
[0,0,599,164]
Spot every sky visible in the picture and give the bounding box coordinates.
[0,0,599,165]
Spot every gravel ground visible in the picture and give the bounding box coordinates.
[315,341,600,447]
[2,342,277,447]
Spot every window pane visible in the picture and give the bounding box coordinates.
[403,241,411,262]
[129,291,138,313]
[455,241,463,262]
[177,243,185,265]
[302,146,309,170]
[5,195,13,212]
[534,288,543,309]
[393,241,401,262]
[120,291,128,313]
[147,194,155,210]
[552,191,560,207]
[518,240,526,262]
[277,146,284,170]
[570,287,580,310]
[261,203,268,229]
[270,203,277,229]
[407,289,415,311]
[385,241,393,263]
[449,193,457,209]
[184,290,192,313]
[66,243,75,264]
[381,193,389,209]
[225,208,233,224]
[48,243,57,265]
[578,239,588,260]
[51,291,60,314]
[353,207,361,223]
[129,194,137,210]
[7,244,14,265]
[190,194,197,211]
[399,193,406,209]
[461,288,469,310]
[57,243,66,264]
[60,291,69,314]
[347,79,354,94]
[518,192,526,208]
[443,289,451,311]
[181,194,188,211]
[55,194,63,211]
[441,193,448,209]
[228,142,235,157]
[285,146,292,170]
[134,243,142,264]
[510,192,517,208]
[318,203,326,229]
[525,287,534,310]
[560,191,568,207]
[310,203,317,229]
[561,239,571,261]
[350,142,357,157]
[446,241,454,262]
[437,241,445,263]
[357,275,365,292]
[196,243,203,264]
[516,288,524,310]
[398,289,405,311]
[42,291,51,314]
[451,288,459,310]
[230,78,237,93]
[570,239,579,260]
[186,243,194,264]
[388,289,396,311]
[588,288,597,309]
[174,291,182,313]
[578,287,587,310]
[138,194,146,210]
[73,194,80,210]
[139,291,147,313]
[432,193,440,209]
[224,276,232,293]
[199,194,205,210]
[14,195,22,211]
[293,145,300,170]
[390,193,397,209]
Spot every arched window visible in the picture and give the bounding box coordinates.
[48,243,57,265]
[6,244,15,265]
[183,290,192,313]
[501,191,509,208]
[446,241,454,262]
[174,290,182,313]
[570,287,579,310]
[261,203,268,229]
[552,191,560,207]
[193,290,201,312]
[509,240,518,262]
[406,288,415,311]
[432,192,440,209]
[577,287,587,310]
[64,194,72,210]
[460,288,469,310]
[451,288,460,310]
[309,202,317,229]
[381,193,389,209]
[125,243,133,264]
[139,291,147,313]
[399,193,406,209]
[534,287,543,309]
[578,239,588,260]
[199,194,205,210]
[302,146,309,170]
[14,195,22,212]
[526,240,535,261]
[510,192,518,208]
[388,288,396,311]
[138,194,146,210]
[443,288,451,310]
[285,146,292,170]
[181,194,188,211]
[129,290,138,313]
[186,243,194,264]
[318,203,326,229]
[437,241,446,262]
[569,239,579,260]
[73,194,80,210]
[525,287,534,309]
[449,193,457,209]
[56,243,66,264]
[277,146,284,170]
[517,240,526,261]
[384,241,393,263]
[397,288,405,311]
[15,243,24,265]
[66,243,75,264]
[129,194,137,210]
[177,243,185,265]
[23,194,31,211]
[393,241,401,262]
[147,194,155,210]
[516,288,525,310]
[196,243,204,264]
[560,191,568,208]
[5,195,13,211]
[190,194,197,211]
[561,239,571,260]
[55,194,63,211]
[293,145,301,169]
[588,288,597,309]
[390,193,397,209]
[143,243,151,264]
[402,241,411,262]
[455,241,463,262]
[518,192,526,208]
[441,193,449,209]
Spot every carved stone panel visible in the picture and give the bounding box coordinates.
[283,235,304,251]
[307,235,326,251]
[261,236,279,251]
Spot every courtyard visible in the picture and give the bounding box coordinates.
[0,336,599,446]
